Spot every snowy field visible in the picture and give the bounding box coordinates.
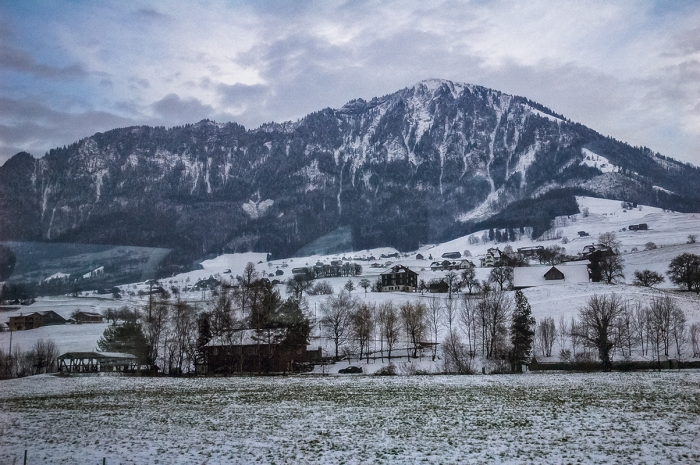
[1,372,699,464]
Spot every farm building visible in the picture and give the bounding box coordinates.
[517,246,544,258]
[197,331,319,375]
[580,244,615,259]
[428,280,449,293]
[380,265,418,292]
[71,311,104,324]
[628,223,648,231]
[441,251,462,259]
[57,351,138,373]
[430,260,475,271]
[513,264,590,289]
[8,311,66,331]
[480,248,503,267]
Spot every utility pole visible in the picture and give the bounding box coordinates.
[148,280,153,320]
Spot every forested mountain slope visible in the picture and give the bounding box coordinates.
[1,79,698,266]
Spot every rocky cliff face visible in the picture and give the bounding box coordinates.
[1,79,699,262]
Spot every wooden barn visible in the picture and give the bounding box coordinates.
[72,311,104,324]
[197,330,318,375]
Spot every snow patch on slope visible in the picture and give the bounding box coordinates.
[242,198,274,219]
[653,185,675,195]
[528,107,564,124]
[580,148,619,173]
[457,187,505,222]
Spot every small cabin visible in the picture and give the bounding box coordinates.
[72,311,104,324]
[543,267,565,281]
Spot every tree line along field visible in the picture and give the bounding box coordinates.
[0,372,699,464]
[1,249,700,379]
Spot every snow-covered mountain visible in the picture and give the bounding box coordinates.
[1,79,699,267]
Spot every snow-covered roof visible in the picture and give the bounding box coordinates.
[58,351,136,360]
[513,264,590,289]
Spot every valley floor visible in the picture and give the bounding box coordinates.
[1,372,699,464]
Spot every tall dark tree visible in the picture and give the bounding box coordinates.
[0,245,16,281]
[97,322,151,367]
[667,253,700,292]
[278,298,312,368]
[510,290,535,366]
[196,311,212,364]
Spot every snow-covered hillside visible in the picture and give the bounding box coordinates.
[2,196,699,361]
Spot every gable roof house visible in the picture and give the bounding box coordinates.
[579,244,615,259]
[513,263,590,289]
[380,265,418,292]
[480,248,503,267]
[8,310,66,331]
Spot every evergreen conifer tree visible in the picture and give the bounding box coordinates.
[511,290,535,366]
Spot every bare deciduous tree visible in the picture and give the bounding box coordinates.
[647,295,675,361]
[31,339,59,374]
[600,255,625,284]
[690,323,700,358]
[461,267,480,295]
[536,317,557,357]
[632,270,665,287]
[350,302,374,362]
[488,266,513,291]
[572,294,625,370]
[442,330,473,374]
[377,302,399,361]
[400,301,426,358]
[479,289,512,359]
[670,303,687,359]
[426,297,443,361]
[459,295,479,359]
[444,271,460,299]
[320,291,357,360]
[558,315,569,352]
[598,231,621,252]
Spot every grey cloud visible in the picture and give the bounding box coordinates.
[134,8,168,20]
[0,97,134,165]
[217,83,269,106]
[0,43,88,80]
[152,93,216,122]
[129,77,150,89]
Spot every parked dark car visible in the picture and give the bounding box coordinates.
[338,366,362,374]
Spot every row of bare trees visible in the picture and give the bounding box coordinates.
[534,294,698,370]
[319,284,517,373]
[0,339,59,379]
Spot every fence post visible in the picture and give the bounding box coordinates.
[24,450,27,465]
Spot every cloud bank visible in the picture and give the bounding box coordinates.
[1,0,699,165]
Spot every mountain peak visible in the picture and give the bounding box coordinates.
[1,80,698,266]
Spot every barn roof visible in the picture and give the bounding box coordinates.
[513,263,590,289]
[58,351,136,360]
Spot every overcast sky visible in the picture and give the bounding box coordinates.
[1,0,699,166]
